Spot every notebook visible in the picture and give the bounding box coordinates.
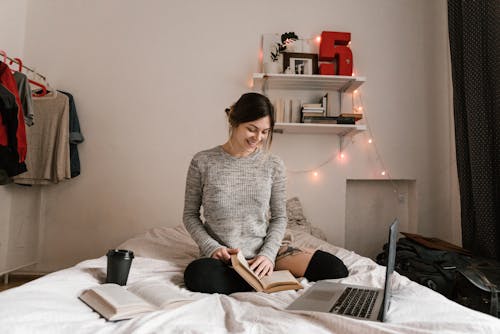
[287,219,399,322]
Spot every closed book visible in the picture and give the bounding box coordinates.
[339,113,363,121]
[302,116,338,124]
[302,103,322,108]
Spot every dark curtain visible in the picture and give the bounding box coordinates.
[448,0,500,260]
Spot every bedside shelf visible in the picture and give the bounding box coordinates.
[274,123,367,136]
[253,73,366,92]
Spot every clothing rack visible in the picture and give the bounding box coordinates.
[0,50,48,96]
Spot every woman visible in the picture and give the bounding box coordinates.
[183,92,348,294]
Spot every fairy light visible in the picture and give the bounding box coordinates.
[315,35,321,43]
[282,63,399,197]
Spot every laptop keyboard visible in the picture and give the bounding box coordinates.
[330,287,379,318]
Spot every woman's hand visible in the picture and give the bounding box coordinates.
[211,247,239,263]
[248,255,274,278]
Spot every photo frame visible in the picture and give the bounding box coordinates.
[283,52,319,75]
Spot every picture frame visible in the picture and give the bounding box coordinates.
[283,52,319,75]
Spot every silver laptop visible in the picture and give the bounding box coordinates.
[287,219,399,322]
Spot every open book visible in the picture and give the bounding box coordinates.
[231,251,303,293]
[79,282,195,321]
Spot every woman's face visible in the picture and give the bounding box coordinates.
[231,116,271,155]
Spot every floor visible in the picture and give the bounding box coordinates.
[0,274,42,292]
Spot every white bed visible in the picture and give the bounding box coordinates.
[1,224,499,334]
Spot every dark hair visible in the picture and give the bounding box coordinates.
[225,92,275,149]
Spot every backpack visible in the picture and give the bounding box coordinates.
[376,237,468,298]
[376,235,500,318]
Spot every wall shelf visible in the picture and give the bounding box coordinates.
[274,122,367,136]
[252,73,366,93]
[253,73,367,138]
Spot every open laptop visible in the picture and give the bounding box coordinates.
[287,219,399,322]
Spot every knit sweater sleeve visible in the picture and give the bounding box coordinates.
[257,158,287,263]
[182,157,222,257]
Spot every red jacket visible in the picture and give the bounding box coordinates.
[0,61,27,162]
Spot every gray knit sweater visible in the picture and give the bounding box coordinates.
[183,145,287,263]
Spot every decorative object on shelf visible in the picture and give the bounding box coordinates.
[283,52,319,75]
[318,31,353,76]
[261,32,300,74]
[280,32,299,52]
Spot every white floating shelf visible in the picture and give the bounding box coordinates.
[253,73,366,92]
[274,123,367,136]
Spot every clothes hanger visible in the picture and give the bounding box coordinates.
[9,57,47,97]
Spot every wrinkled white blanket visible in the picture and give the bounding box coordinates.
[0,225,499,334]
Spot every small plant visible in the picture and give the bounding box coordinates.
[281,32,298,45]
[270,32,299,62]
[270,43,286,62]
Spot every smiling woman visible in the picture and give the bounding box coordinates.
[181,92,348,294]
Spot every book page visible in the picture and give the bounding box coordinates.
[127,282,195,309]
[235,251,261,282]
[260,270,298,289]
[92,284,152,312]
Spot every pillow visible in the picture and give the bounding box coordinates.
[286,197,312,234]
[286,197,327,241]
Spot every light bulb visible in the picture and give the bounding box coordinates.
[381,171,386,176]
[340,152,345,159]
[353,90,358,94]
[368,138,373,144]
[357,106,363,112]
[315,36,321,43]
[313,171,319,177]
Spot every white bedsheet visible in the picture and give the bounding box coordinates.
[1,225,499,334]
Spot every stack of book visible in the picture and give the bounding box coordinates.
[301,94,364,125]
[301,103,325,118]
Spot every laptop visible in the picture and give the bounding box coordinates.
[287,219,399,322]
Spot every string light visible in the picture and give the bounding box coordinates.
[315,36,321,43]
[282,64,400,197]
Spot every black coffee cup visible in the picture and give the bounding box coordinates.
[106,249,134,286]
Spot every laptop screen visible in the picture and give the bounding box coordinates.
[379,219,399,321]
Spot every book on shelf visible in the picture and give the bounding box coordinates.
[339,113,363,121]
[79,283,195,321]
[324,92,340,117]
[302,103,322,108]
[230,251,303,293]
[302,116,357,124]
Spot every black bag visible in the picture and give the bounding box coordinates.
[377,237,500,318]
[454,258,500,318]
[376,237,468,298]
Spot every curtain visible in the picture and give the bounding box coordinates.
[448,0,500,260]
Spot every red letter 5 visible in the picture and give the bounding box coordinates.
[319,31,353,76]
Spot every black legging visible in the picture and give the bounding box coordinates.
[184,250,349,294]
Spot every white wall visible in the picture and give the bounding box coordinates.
[0,0,43,274]
[7,0,458,272]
